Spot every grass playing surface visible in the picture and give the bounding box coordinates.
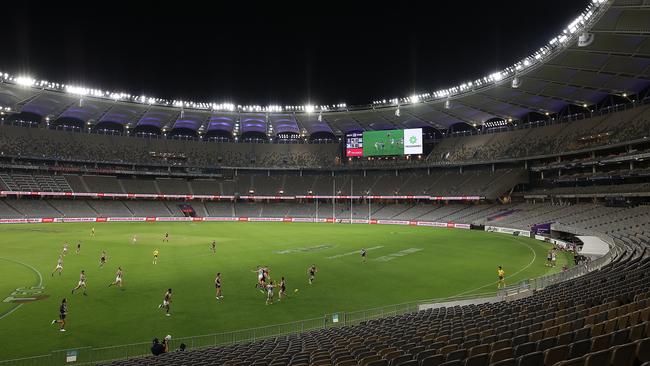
[0,222,570,360]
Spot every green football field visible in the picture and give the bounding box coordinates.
[0,222,570,360]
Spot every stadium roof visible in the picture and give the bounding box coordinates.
[0,0,648,136]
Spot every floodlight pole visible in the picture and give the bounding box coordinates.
[350,178,353,224]
[332,178,336,221]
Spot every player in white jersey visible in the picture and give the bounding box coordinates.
[253,267,265,291]
[108,267,123,288]
[62,242,69,256]
[278,277,287,301]
[71,270,87,296]
[51,255,64,277]
[551,249,557,267]
[132,235,138,245]
[265,281,275,305]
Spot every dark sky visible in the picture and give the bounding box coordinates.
[1,0,590,106]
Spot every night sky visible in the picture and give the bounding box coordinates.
[1,0,590,106]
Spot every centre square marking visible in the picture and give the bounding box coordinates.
[276,244,334,254]
[375,248,423,262]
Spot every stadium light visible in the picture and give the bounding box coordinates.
[15,76,35,87]
[511,76,521,89]
[0,0,608,115]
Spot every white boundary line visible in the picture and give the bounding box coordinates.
[451,236,538,297]
[0,257,44,321]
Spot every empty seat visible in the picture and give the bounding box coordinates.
[489,348,513,364]
[420,354,444,366]
[445,349,466,362]
[544,345,569,366]
[490,359,515,366]
[590,334,610,352]
[637,338,650,364]
[491,340,511,352]
[610,342,636,366]
[464,353,489,366]
[536,337,557,352]
[584,349,611,366]
[470,345,490,357]
[569,339,591,359]
[514,342,535,358]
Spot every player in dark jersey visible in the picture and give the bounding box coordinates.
[76,241,81,254]
[158,288,172,316]
[263,267,270,283]
[163,232,169,242]
[278,277,287,301]
[99,251,107,268]
[51,298,67,332]
[361,248,367,263]
[215,273,223,299]
[308,265,317,285]
[211,240,216,253]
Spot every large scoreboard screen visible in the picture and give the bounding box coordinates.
[345,132,363,157]
[345,129,422,157]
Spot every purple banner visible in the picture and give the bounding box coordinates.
[531,222,552,235]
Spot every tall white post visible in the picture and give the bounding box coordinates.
[350,178,353,224]
[332,178,336,221]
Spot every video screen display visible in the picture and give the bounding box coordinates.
[362,128,422,156]
[345,132,363,157]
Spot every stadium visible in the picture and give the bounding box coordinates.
[0,0,649,365]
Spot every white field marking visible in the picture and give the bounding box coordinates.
[451,236,537,297]
[375,248,424,262]
[326,246,384,259]
[276,244,334,255]
[0,257,43,287]
[0,257,44,321]
[0,304,23,320]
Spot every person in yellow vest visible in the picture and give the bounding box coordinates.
[153,249,159,265]
[497,266,506,289]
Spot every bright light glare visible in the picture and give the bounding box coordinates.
[16,76,35,87]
